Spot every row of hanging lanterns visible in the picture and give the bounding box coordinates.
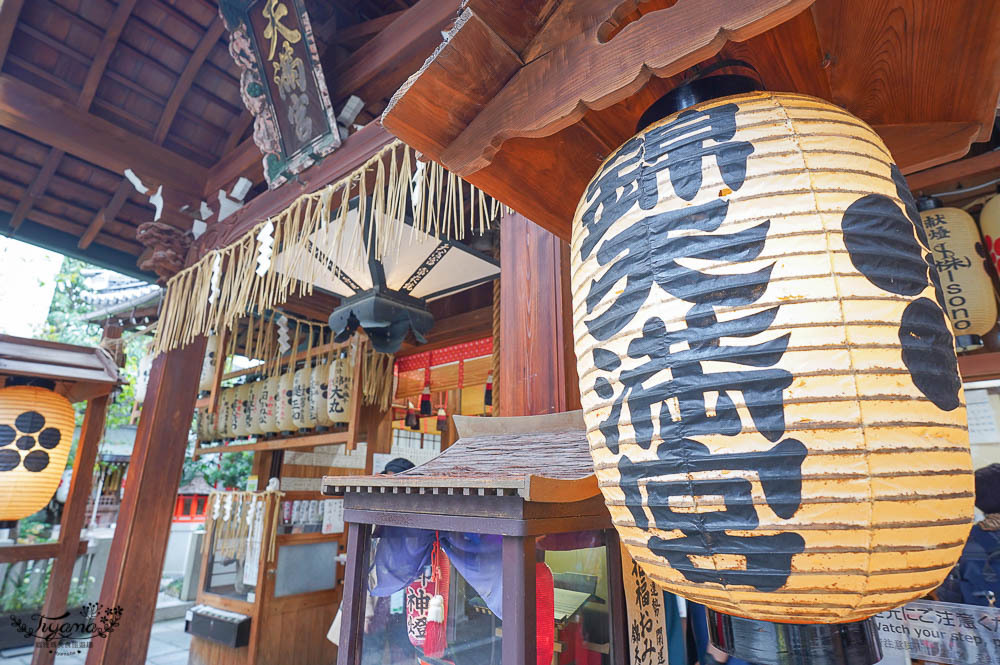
[570,76,974,659]
[196,346,356,444]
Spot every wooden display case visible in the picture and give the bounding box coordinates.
[188,489,347,665]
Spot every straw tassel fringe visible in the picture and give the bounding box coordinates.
[153,141,507,355]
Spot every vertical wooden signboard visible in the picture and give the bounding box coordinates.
[621,543,669,665]
[220,0,341,187]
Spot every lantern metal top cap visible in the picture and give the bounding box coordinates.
[636,74,762,133]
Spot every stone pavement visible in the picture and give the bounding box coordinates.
[2,617,191,665]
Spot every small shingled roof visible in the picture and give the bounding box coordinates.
[0,334,122,403]
[323,410,599,502]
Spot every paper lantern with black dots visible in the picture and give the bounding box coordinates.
[327,353,354,425]
[292,366,315,431]
[258,376,280,435]
[276,371,295,432]
[0,385,76,521]
[571,91,973,623]
[313,359,332,428]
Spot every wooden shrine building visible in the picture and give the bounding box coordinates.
[1,1,1000,665]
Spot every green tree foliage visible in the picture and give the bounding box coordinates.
[40,257,252,491]
[40,257,147,454]
[181,449,253,491]
[40,258,102,346]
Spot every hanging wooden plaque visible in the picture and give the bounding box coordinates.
[219,0,341,188]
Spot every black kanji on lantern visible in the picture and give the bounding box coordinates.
[579,102,807,592]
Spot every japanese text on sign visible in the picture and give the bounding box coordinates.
[621,544,667,665]
[874,600,1000,665]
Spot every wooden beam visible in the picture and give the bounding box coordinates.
[959,351,1000,383]
[875,122,980,176]
[203,136,263,198]
[333,10,405,45]
[9,148,63,230]
[222,111,253,155]
[79,179,132,249]
[0,73,206,199]
[337,523,372,665]
[193,121,395,255]
[0,0,25,71]
[85,337,207,665]
[0,540,87,564]
[331,0,460,105]
[154,18,226,144]
[397,306,493,356]
[32,393,110,665]
[501,536,536,665]
[78,0,138,110]
[436,0,815,175]
[907,149,1000,194]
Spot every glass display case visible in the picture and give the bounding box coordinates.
[324,411,628,665]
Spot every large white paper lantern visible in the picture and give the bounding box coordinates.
[571,91,973,623]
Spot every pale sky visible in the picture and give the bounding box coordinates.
[0,236,63,337]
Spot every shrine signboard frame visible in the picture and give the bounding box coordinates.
[220,0,341,188]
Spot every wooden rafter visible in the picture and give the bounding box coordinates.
[9,148,63,230]
[0,74,206,198]
[330,0,460,105]
[79,0,139,110]
[154,18,227,144]
[333,10,405,45]
[222,112,253,155]
[907,149,1000,194]
[79,180,132,250]
[204,137,262,198]
[0,0,25,71]
[13,0,137,243]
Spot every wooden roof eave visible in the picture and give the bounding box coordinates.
[381,0,1000,240]
[0,334,124,403]
[322,473,600,503]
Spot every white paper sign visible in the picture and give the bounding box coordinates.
[873,600,1000,665]
[966,389,1000,444]
[322,498,345,534]
[621,544,668,665]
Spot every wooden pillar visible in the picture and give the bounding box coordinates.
[31,393,110,665]
[338,521,372,665]
[499,213,581,417]
[501,535,536,665]
[86,337,207,665]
